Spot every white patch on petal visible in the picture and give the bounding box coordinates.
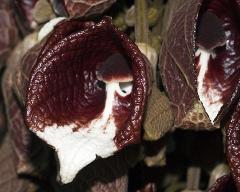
[34,82,132,184]
[196,48,223,123]
[38,17,66,41]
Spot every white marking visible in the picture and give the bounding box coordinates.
[196,48,223,123]
[38,17,66,41]
[34,82,131,183]
[118,82,133,96]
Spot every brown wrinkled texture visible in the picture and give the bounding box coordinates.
[0,0,19,64]
[143,86,173,141]
[159,0,217,129]
[0,134,34,192]
[63,0,116,17]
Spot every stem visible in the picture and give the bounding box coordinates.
[135,0,148,43]
[186,167,201,190]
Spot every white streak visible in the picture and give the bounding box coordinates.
[117,82,133,97]
[196,48,223,123]
[35,82,131,183]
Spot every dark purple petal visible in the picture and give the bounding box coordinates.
[159,0,240,128]
[208,174,236,192]
[226,99,240,190]
[198,0,240,118]
[96,53,133,83]
[196,11,225,50]
[159,0,206,128]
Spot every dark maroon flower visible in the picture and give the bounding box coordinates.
[159,0,240,129]
[160,0,209,129]
[225,100,240,191]
[160,0,240,190]
[15,17,150,183]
